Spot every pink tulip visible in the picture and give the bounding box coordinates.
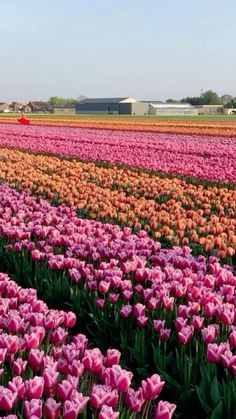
[98,405,119,419]
[50,327,68,344]
[43,370,59,398]
[104,349,121,367]
[133,303,145,318]
[108,365,133,392]
[12,357,27,376]
[109,293,119,304]
[153,320,165,333]
[119,304,132,318]
[155,400,176,419]
[68,359,84,377]
[178,326,194,345]
[95,299,105,309]
[28,349,44,371]
[136,316,148,327]
[191,316,204,330]
[25,332,40,349]
[44,398,61,419]
[57,380,74,402]
[229,331,236,348]
[206,343,224,363]
[82,348,103,374]
[159,328,171,341]
[25,376,44,399]
[90,384,118,409]
[201,325,218,344]
[124,388,145,412]
[0,388,17,411]
[8,376,25,399]
[141,374,165,400]
[24,399,42,418]
[63,311,76,328]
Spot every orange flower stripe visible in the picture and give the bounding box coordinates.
[0,147,235,259]
[1,116,236,136]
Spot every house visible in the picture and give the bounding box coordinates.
[0,103,10,113]
[27,101,52,113]
[52,106,75,115]
[76,97,148,115]
[10,102,24,112]
[148,103,198,115]
[22,105,32,113]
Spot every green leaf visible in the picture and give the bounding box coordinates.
[210,402,223,419]
[196,386,212,416]
[210,376,221,407]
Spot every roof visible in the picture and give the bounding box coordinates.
[140,100,163,104]
[53,106,75,109]
[77,97,134,104]
[150,103,195,109]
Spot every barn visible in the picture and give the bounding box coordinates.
[76,97,148,115]
[149,103,198,115]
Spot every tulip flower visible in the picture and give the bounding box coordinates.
[98,405,119,419]
[104,349,121,368]
[44,398,61,419]
[155,400,176,419]
[0,388,17,411]
[141,374,165,400]
[24,399,42,418]
[25,377,44,399]
[28,349,44,371]
[124,388,145,412]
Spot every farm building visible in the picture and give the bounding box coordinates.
[149,103,198,115]
[76,98,148,115]
[53,106,75,115]
[27,101,52,113]
[196,105,224,114]
[10,102,24,112]
[0,103,10,113]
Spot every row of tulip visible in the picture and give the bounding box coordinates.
[0,123,236,183]
[0,185,235,417]
[1,115,236,137]
[0,147,235,259]
[0,270,175,419]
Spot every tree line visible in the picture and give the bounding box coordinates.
[166,90,236,107]
[48,92,236,108]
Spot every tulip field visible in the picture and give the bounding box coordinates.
[0,121,235,419]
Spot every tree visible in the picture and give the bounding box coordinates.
[201,90,221,105]
[221,94,233,106]
[166,98,180,104]
[49,97,77,107]
[181,96,204,106]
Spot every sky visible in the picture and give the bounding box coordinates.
[0,0,235,103]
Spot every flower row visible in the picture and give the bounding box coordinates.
[1,116,236,137]
[0,124,236,183]
[0,271,174,419]
[0,186,235,416]
[0,147,235,258]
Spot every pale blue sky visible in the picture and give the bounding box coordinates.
[0,0,235,102]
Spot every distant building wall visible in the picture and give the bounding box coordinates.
[196,105,223,114]
[53,107,75,114]
[149,104,198,115]
[119,102,149,115]
[76,102,120,114]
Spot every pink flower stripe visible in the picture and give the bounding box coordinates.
[0,271,172,418]
[0,124,236,183]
